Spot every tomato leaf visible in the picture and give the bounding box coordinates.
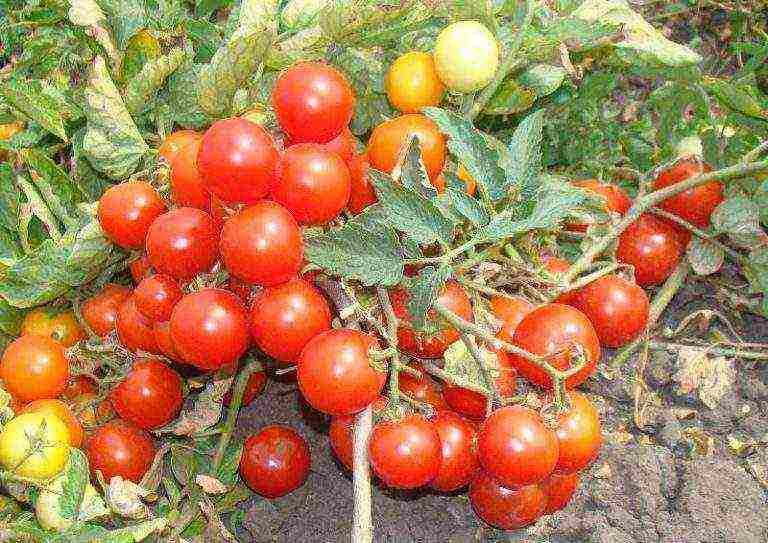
[124,47,185,116]
[0,79,68,141]
[0,299,24,336]
[71,128,112,201]
[21,148,85,229]
[703,77,768,121]
[444,185,489,227]
[687,236,725,276]
[167,62,210,129]
[506,108,545,204]
[231,0,279,40]
[518,64,567,98]
[442,339,496,396]
[406,264,451,332]
[484,80,537,115]
[59,448,89,520]
[216,441,244,486]
[98,0,148,51]
[448,0,496,33]
[187,19,223,63]
[0,164,20,234]
[120,29,161,84]
[711,196,761,236]
[281,0,327,29]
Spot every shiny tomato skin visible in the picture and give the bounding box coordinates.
[159,130,201,165]
[385,51,445,114]
[116,296,160,354]
[553,392,602,474]
[20,399,84,448]
[146,207,219,281]
[391,280,473,359]
[430,410,480,492]
[81,284,131,337]
[272,144,352,225]
[510,304,600,389]
[240,425,310,498]
[347,152,377,214]
[170,137,209,211]
[617,214,681,287]
[223,370,267,406]
[367,114,446,181]
[130,254,152,283]
[152,320,179,360]
[110,359,183,430]
[653,159,721,228]
[98,181,166,249]
[369,413,441,489]
[169,289,250,371]
[290,127,357,164]
[220,201,304,286]
[297,329,386,416]
[443,349,516,420]
[571,274,649,348]
[399,369,448,411]
[541,471,580,514]
[133,274,183,323]
[197,118,279,204]
[477,405,558,488]
[469,472,546,530]
[250,278,331,363]
[490,295,534,345]
[0,335,69,403]
[21,308,85,348]
[569,179,632,232]
[273,62,355,144]
[61,375,97,401]
[86,419,155,483]
[328,396,387,470]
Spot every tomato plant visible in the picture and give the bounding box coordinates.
[223,370,267,407]
[86,419,155,483]
[367,114,446,181]
[240,425,311,498]
[328,397,387,470]
[110,359,184,430]
[146,207,219,281]
[469,472,546,530]
[0,335,69,403]
[97,181,166,249]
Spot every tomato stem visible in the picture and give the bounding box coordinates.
[351,405,373,543]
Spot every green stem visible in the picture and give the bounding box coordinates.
[376,287,400,402]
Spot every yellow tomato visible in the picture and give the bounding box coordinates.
[20,399,84,448]
[434,21,500,93]
[0,412,71,479]
[385,51,445,113]
[21,308,85,348]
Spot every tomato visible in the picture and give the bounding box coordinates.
[21,308,84,348]
[661,216,692,248]
[271,144,352,225]
[434,21,499,93]
[568,179,632,232]
[469,472,545,530]
[290,127,358,164]
[250,278,331,363]
[20,399,84,448]
[368,114,446,181]
[153,321,179,360]
[158,129,201,165]
[347,152,377,214]
[220,201,304,286]
[328,396,387,470]
[146,207,219,281]
[116,296,160,354]
[297,329,386,416]
[170,289,250,371]
[653,158,721,228]
[540,471,579,514]
[273,62,355,144]
[197,117,279,204]
[240,425,310,498]
[0,335,69,403]
[86,419,155,483]
[616,214,681,287]
[36,474,100,531]
[432,164,477,195]
[553,391,602,474]
[98,181,166,249]
[571,274,649,348]
[129,254,152,283]
[399,369,448,411]
[541,255,570,275]
[223,370,267,407]
[81,284,131,337]
[133,274,183,323]
[61,375,97,400]
[225,276,257,307]
[110,359,183,430]
[477,405,558,488]
[386,51,445,113]
[443,349,516,420]
[169,137,210,211]
[430,410,479,492]
[489,295,534,344]
[391,280,473,358]
[71,393,114,429]
[369,413,441,489]
[509,304,600,389]
[0,412,70,479]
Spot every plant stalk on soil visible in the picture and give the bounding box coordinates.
[351,405,373,543]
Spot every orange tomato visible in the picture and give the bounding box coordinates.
[367,114,446,181]
[158,130,202,166]
[385,51,445,113]
[21,308,85,348]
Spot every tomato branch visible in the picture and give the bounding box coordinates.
[351,404,373,543]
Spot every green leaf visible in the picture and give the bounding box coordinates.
[0,298,24,336]
[484,79,537,115]
[216,441,243,486]
[506,109,545,203]
[98,0,148,51]
[187,19,223,63]
[124,47,185,115]
[281,0,328,29]
[703,77,768,121]
[711,196,761,236]
[0,164,19,233]
[442,339,495,397]
[518,64,567,98]
[0,79,68,141]
[59,449,89,520]
[407,264,451,331]
[687,236,724,276]
[167,63,210,129]
[71,129,112,201]
[448,0,496,33]
[445,185,489,226]
[120,29,161,83]
[21,149,84,229]
[231,0,279,40]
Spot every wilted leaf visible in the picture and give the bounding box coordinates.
[711,196,761,236]
[159,374,233,436]
[704,77,768,120]
[442,339,498,396]
[21,149,84,229]
[120,29,161,84]
[231,0,279,40]
[0,79,68,141]
[106,476,151,519]
[124,48,185,116]
[687,236,725,276]
[674,347,735,409]
[282,0,328,28]
[196,474,228,495]
[406,264,451,332]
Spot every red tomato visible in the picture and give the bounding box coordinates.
[369,413,441,489]
[297,329,386,416]
[489,295,534,345]
[129,254,152,283]
[568,179,632,232]
[509,304,600,389]
[250,278,331,363]
[197,118,279,204]
[617,214,681,287]
[653,158,721,228]
[133,274,183,323]
[553,392,602,474]
[272,144,352,225]
[169,137,209,211]
[477,405,558,488]
[367,114,446,181]
[347,152,377,214]
[399,369,448,411]
[98,181,166,249]
[328,396,387,470]
[169,289,250,371]
[116,296,160,354]
[61,375,97,400]
[240,425,311,498]
[660,216,692,248]
[220,201,304,286]
[273,62,355,144]
[540,471,580,514]
[146,207,219,281]
[320,127,357,163]
[0,335,69,403]
[571,274,649,348]
[110,359,183,430]
[86,419,156,483]
[469,472,546,530]
[153,320,179,360]
[20,399,84,448]
[443,349,516,420]
[390,281,473,358]
[223,370,267,407]
[158,130,201,165]
[430,410,480,492]
[81,284,131,337]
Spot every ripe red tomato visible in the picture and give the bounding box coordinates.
[297,329,386,416]
[469,472,546,530]
[571,274,649,348]
[223,370,267,407]
[553,392,602,474]
[273,62,355,144]
[158,130,201,165]
[197,118,279,204]
[347,152,377,214]
[110,359,183,430]
[86,419,155,483]
[661,216,692,248]
[272,144,352,225]
[129,254,152,283]
[399,369,448,411]
[653,158,721,228]
[489,295,534,344]
[61,375,97,401]
[289,127,358,164]
[98,181,166,249]
[568,179,632,232]
[116,296,160,354]
[152,320,179,360]
[81,284,131,337]
[146,207,219,281]
[250,278,331,364]
[169,137,210,211]
[169,289,250,371]
[0,335,69,403]
[477,405,558,488]
[369,413,441,489]
[540,471,580,514]
[328,397,387,470]
[20,399,84,448]
[133,274,183,323]
[509,304,600,389]
[240,425,310,498]
[617,214,681,287]
[391,281,473,359]
[367,114,446,181]
[443,349,516,420]
[20,308,85,348]
[220,201,304,286]
[430,410,480,492]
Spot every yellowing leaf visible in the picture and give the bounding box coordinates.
[106,476,151,519]
[673,347,735,409]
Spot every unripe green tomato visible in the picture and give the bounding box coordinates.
[433,21,500,93]
[35,474,100,531]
